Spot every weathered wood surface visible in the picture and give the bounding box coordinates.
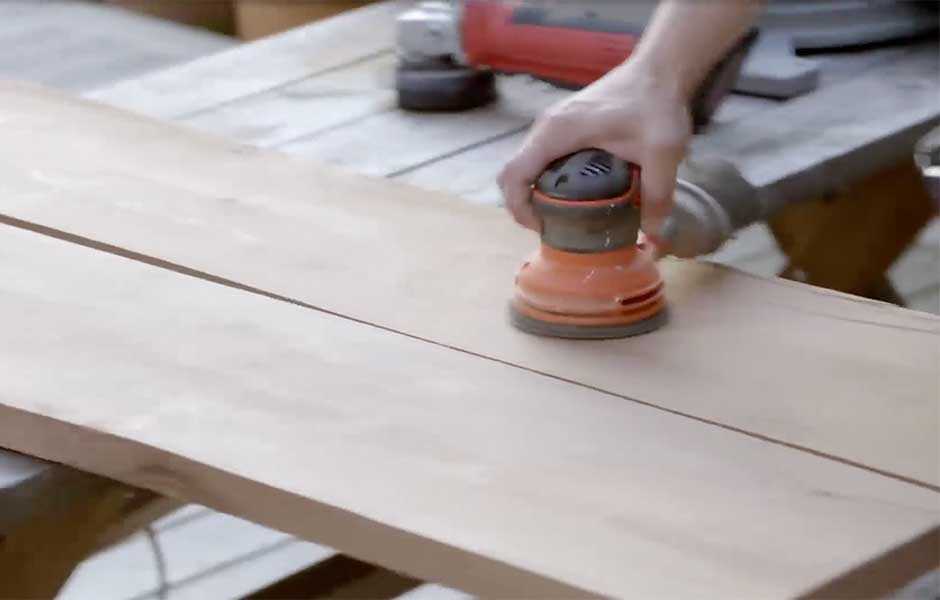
[0,0,232,93]
[692,45,940,214]
[84,0,407,120]
[0,84,936,488]
[0,223,937,598]
[89,0,939,217]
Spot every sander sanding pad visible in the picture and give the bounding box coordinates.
[508,304,669,340]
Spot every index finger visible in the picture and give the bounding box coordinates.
[498,114,593,229]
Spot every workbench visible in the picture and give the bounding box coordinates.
[1,1,937,597]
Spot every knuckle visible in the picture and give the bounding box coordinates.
[496,168,510,188]
[498,158,523,187]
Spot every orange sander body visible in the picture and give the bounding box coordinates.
[510,150,667,339]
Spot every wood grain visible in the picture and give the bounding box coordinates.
[178,53,397,149]
[0,224,937,598]
[277,75,564,176]
[0,83,936,488]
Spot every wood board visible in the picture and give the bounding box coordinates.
[0,82,936,488]
[84,0,406,120]
[0,224,937,598]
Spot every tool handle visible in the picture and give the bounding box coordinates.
[659,157,763,258]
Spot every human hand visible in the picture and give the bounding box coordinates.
[497,62,692,249]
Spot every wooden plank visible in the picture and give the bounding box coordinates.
[0,84,936,487]
[395,129,524,204]
[0,1,232,93]
[177,53,396,148]
[692,43,940,213]
[0,224,937,599]
[0,0,235,512]
[277,75,564,176]
[85,0,406,119]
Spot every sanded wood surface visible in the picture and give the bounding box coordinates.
[0,223,937,598]
[0,83,936,489]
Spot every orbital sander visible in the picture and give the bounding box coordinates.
[510,149,667,340]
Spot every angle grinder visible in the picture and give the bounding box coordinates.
[396,1,758,129]
[510,149,667,340]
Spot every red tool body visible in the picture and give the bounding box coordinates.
[461,1,641,87]
[396,1,754,123]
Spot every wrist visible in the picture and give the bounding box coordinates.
[606,55,693,111]
[624,50,699,103]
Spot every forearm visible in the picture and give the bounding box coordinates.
[618,0,763,100]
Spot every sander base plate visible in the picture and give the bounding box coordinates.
[508,305,668,340]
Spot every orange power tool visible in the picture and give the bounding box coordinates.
[510,149,666,339]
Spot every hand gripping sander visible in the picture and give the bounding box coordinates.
[510,149,667,340]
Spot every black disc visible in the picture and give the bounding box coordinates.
[396,65,496,112]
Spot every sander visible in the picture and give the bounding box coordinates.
[509,149,666,339]
[396,1,757,128]
[395,2,762,339]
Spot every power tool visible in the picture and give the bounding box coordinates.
[510,149,667,339]
[395,1,757,128]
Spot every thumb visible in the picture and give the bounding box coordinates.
[498,111,593,231]
[639,144,682,243]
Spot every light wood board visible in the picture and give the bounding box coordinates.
[0,224,937,598]
[0,82,936,488]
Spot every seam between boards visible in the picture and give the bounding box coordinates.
[1,214,936,494]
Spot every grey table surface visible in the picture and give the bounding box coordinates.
[0,0,232,92]
[2,4,938,585]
